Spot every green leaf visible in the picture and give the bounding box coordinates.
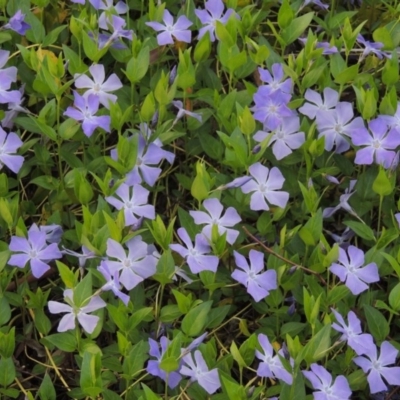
[38,374,56,400]
[124,47,150,83]
[42,25,67,48]
[343,221,375,242]
[373,168,393,197]
[0,297,11,326]
[122,341,149,378]
[152,250,176,285]
[278,0,294,29]
[389,282,400,311]
[0,358,15,387]
[56,261,77,288]
[80,348,102,397]
[43,332,77,352]
[0,328,15,358]
[141,384,162,400]
[364,304,389,342]
[181,301,213,337]
[334,64,359,85]
[281,12,314,45]
[300,324,331,364]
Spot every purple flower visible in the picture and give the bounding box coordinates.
[104,237,157,291]
[301,0,329,9]
[0,71,22,105]
[252,90,294,131]
[380,102,400,130]
[48,289,106,334]
[195,0,238,42]
[8,224,62,278]
[231,250,277,302]
[4,10,30,35]
[0,50,18,82]
[257,64,292,95]
[316,102,366,153]
[299,88,339,120]
[98,261,130,305]
[189,198,241,245]
[62,245,97,269]
[180,350,221,394]
[302,363,351,400]
[147,336,182,389]
[329,245,380,295]
[96,0,128,30]
[172,100,202,125]
[146,10,192,46]
[241,163,289,211]
[2,85,27,129]
[316,41,339,54]
[353,341,400,394]
[105,183,155,227]
[331,308,374,355]
[356,34,390,60]
[328,227,354,249]
[255,334,293,385]
[63,91,110,137]
[352,117,400,168]
[97,15,133,48]
[323,180,358,218]
[254,116,305,160]
[0,127,24,173]
[170,227,219,274]
[74,64,122,109]
[38,224,63,244]
[222,176,252,190]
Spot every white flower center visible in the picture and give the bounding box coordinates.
[259,184,268,193]
[372,139,381,149]
[93,83,101,92]
[372,360,381,371]
[276,130,284,139]
[334,124,343,134]
[29,250,38,259]
[123,258,132,268]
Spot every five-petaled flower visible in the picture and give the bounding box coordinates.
[329,245,379,295]
[4,10,30,35]
[0,127,24,173]
[231,250,277,302]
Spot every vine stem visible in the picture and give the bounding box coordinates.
[242,226,327,286]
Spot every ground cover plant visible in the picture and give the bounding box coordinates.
[1,0,400,399]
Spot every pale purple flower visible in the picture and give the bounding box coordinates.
[63,91,110,137]
[146,10,192,46]
[299,88,339,120]
[254,116,305,160]
[37,224,63,244]
[301,0,329,9]
[70,0,85,3]
[222,176,252,190]
[180,350,221,394]
[323,180,357,218]
[172,100,202,125]
[232,250,277,302]
[328,227,354,249]
[353,341,400,394]
[147,336,182,389]
[105,183,155,227]
[189,198,241,245]
[98,261,130,305]
[241,163,289,211]
[4,10,30,35]
[316,41,339,54]
[316,102,366,153]
[255,334,293,385]
[195,0,237,42]
[356,34,390,60]
[380,102,400,130]
[97,15,133,48]
[395,213,400,229]
[74,64,122,109]
[104,236,157,290]
[329,245,380,295]
[8,224,62,278]
[352,117,400,168]
[252,90,294,131]
[62,245,97,269]
[303,363,351,400]
[0,50,17,81]
[331,308,374,355]
[170,227,219,274]
[0,127,24,173]
[0,71,22,105]
[1,85,27,129]
[95,0,128,30]
[257,64,292,95]
[48,289,106,334]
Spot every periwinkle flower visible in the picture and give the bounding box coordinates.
[240,162,289,211]
[195,0,237,42]
[172,100,202,125]
[299,88,339,120]
[257,64,292,95]
[48,289,106,334]
[0,127,24,173]
[303,363,352,400]
[255,334,293,385]
[356,34,390,60]
[62,245,97,269]
[94,0,128,30]
[352,117,400,168]
[105,183,155,227]
[146,10,192,46]
[301,0,329,9]
[4,10,30,35]
[0,71,22,105]
[147,336,182,388]
[316,41,339,54]
[74,64,122,109]
[0,50,17,82]
[316,102,366,153]
[98,261,130,305]
[323,180,357,218]
[2,84,27,129]
[37,224,63,244]
[231,250,277,302]
[329,245,379,295]
[189,198,241,245]
[170,227,219,274]
[8,224,62,278]
[97,15,133,48]
[63,91,111,137]
[353,341,400,394]
[331,308,374,355]
[104,236,157,291]
[254,116,305,160]
[180,350,221,395]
